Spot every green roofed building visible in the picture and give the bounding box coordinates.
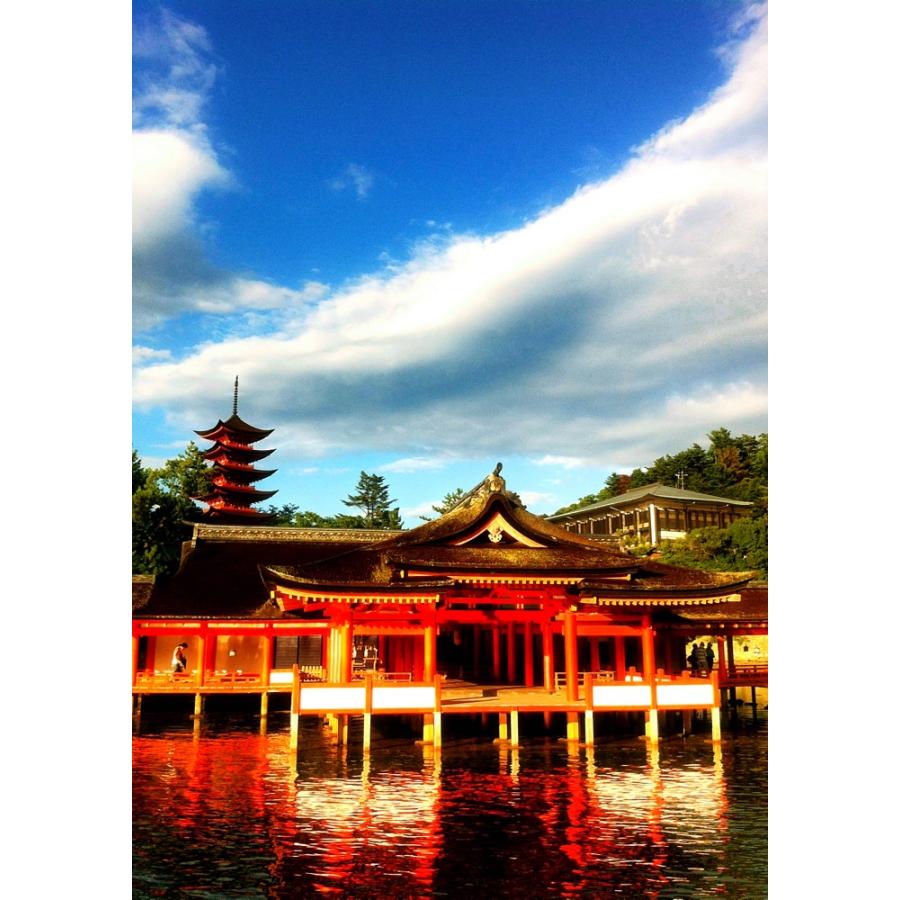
[546,483,752,546]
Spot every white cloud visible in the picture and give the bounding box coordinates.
[135,6,768,469]
[132,9,317,330]
[518,491,556,509]
[329,163,375,199]
[533,456,588,470]
[132,129,229,249]
[379,457,451,474]
[402,501,441,521]
[132,345,173,366]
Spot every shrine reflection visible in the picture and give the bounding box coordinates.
[134,723,743,899]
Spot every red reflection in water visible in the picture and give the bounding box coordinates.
[134,722,749,898]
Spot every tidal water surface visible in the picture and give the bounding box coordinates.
[133,717,767,898]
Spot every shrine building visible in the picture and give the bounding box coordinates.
[547,482,753,544]
[133,416,767,748]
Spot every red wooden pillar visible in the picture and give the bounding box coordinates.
[424,623,436,682]
[563,611,579,701]
[341,623,353,682]
[506,623,516,683]
[196,628,207,687]
[542,622,555,692]
[132,633,139,686]
[640,616,656,678]
[614,636,626,680]
[717,636,727,678]
[203,634,217,674]
[726,634,736,675]
[492,627,501,681]
[378,635,386,669]
[261,631,273,687]
[589,637,600,673]
[523,620,534,687]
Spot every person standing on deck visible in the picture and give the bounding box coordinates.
[172,643,188,673]
[689,644,700,675]
[705,642,715,675]
[697,642,709,676]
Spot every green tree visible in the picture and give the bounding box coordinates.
[133,449,147,494]
[419,487,466,521]
[658,516,768,580]
[554,429,768,516]
[292,510,369,529]
[263,503,301,526]
[155,441,214,498]
[132,443,214,576]
[342,471,403,528]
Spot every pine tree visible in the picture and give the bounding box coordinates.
[342,471,403,529]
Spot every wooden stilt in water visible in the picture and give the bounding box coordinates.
[193,693,204,718]
[290,664,300,750]
[751,685,758,722]
[682,709,693,735]
[423,713,435,744]
[583,673,595,747]
[133,694,142,721]
[433,712,442,750]
[584,710,595,746]
[362,673,374,753]
[544,710,553,730]
[259,691,269,718]
[496,713,509,742]
[566,712,580,743]
[510,710,520,748]
[711,706,722,742]
[645,708,659,744]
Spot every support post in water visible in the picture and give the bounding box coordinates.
[193,693,204,718]
[423,713,435,745]
[510,710,520,748]
[363,673,373,754]
[290,664,300,750]
[583,673,595,747]
[259,691,269,718]
[432,674,443,751]
[566,711,580,743]
[497,712,509,742]
[711,670,722,742]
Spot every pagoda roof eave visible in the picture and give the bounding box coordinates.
[203,444,276,462]
[196,414,274,442]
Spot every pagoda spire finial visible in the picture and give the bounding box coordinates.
[233,376,239,416]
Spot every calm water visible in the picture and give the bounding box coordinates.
[133,715,767,898]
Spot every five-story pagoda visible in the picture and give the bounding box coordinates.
[194,377,277,523]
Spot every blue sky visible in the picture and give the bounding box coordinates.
[132,0,768,522]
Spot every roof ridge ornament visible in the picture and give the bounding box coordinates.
[233,376,239,416]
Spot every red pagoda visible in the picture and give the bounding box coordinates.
[194,377,277,523]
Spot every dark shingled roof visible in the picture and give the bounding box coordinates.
[135,485,754,619]
[665,585,768,622]
[132,575,156,611]
[263,490,750,598]
[195,413,273,441]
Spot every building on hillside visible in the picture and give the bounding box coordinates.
[133,466,767,743]
[546,482,753,545]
